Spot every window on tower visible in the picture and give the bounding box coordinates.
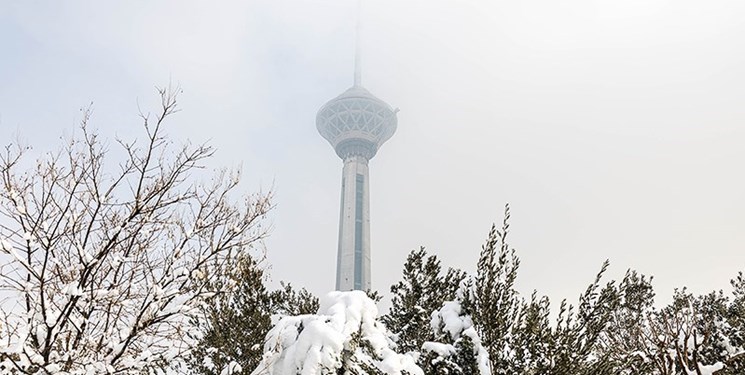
[354,173,364,290]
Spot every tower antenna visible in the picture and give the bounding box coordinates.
[354,0,362,87]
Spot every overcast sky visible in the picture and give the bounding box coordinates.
[2,0,744,309]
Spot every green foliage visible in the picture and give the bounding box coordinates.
[454,335,480,375]
[189,204,745,375]
[419,347,461,374]
[648,288,741,375]
[598,270,658,375]
[189,254,272,375]
[509,292,553,373]
[269,281,320,316]
[382,247,465,355]
[383,205,744,375]
[546,261,619,375]
[424,291,486,375]
[190,257,319,375]
[594,270,745,375]
[337,328,387,375]
[726,272,745,373]
[472,205,522,374]
[365,289,384,304]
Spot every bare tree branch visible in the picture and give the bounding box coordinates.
[0,88,272,374]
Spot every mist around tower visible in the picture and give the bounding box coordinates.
[1,1,745,375]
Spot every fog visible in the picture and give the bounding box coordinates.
[2,0,744,308]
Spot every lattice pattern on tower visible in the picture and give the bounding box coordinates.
[316,86,397,157]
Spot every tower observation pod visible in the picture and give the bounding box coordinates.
[316,62,398,291]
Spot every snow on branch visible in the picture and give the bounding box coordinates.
[252,291,422,375]
[0,87,272,374]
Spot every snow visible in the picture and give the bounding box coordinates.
[429,282,492,375]
[687,362,724,375]
[252,291,423,375]
[0,239,11,252]
[421,342,456,357]
[44,363,61,373]
[222,361,243,375]
[431,301,471,339]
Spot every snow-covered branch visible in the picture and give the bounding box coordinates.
[0,87,272,374]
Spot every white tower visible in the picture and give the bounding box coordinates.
[316,14,398,290]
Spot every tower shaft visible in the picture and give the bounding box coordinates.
[335,155,371,291]
[317,4,397,292]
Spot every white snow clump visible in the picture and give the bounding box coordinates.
[252,290,422,375]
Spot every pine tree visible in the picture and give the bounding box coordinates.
[548,261,619,375]
[596,270,658,375]
[252,291,422,375]
[189,254,272,375]
[509,292,553,373]
[419,346,462,375]
[190,257,320,375]
[725,272,745,373]
[418,298,491,375]
[471,205,522,374]
[423,281,490,375]
[269,281,319,316]
[454,335,480,375]
[383,248,464,356]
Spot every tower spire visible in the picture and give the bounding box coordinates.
[353,0,362,87]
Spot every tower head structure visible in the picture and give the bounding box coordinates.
[316,3,397,291]
[316,85,398,161]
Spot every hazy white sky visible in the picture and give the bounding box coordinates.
[2,0,744,308]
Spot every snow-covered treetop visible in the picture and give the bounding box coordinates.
[251,291,422,375]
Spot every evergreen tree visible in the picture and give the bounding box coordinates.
[471,205,522,374]
[597,270,658,375]
[190,201,745,375]
[454,335,481,375]
[383,248,464,356]
[190,258,319,375]
[546,261,619,375]
[423,287,490,375]
[189,254,272,375]
[509,292,553,373]
[252,291,422,375]
[418,346,462,375]
[269,281,319,316]
[726,272,745,373]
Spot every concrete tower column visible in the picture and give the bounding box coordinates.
[317,90,397,292]
[317,90,397,293]
[316,2,397,291]
[336,155,371,291]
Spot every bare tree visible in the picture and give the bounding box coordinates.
[0,87,272,374]
[599,275,745,375]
